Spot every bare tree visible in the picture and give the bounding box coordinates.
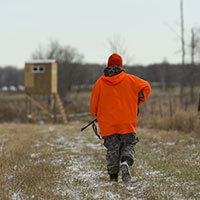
[189,28,200,103]
[180,0,185,66]
[191,29,195,65]
[189,28,200,64]
[0,66,24,87]
[32,40,84,64]
[189,28,195,103]
[194,28,200,63]
[107,35,133,66]
[159,59,169,92]
[108,36,127,56]
[179,0,186,103]
[31,40,84,98]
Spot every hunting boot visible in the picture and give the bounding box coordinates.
[121,161,131,182]
[109,173,118,182]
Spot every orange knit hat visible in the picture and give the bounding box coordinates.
[107,53,123,67]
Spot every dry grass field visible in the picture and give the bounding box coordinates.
[0,123,199,200]
[0,92,200,135]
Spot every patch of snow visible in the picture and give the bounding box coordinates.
[33,143,40,147]
[11,192,22,200]
[25,59,56,64]
[105,191,121,200]
[93,193,103,199]
[166,142,175,146]
[153,148,162,153]
[8,175,14,180]
[9,86,17,91]
[34,159,46,164]
[126,182,141,191]
[30,153,40,158]
[186,144,196,150]
[145,170,161,176]
[85,143,104,150]
[17,85,25,91]
[52,159,63,166]
[1,86,8,91]
[55,136,66,143]
[48,126,56,132]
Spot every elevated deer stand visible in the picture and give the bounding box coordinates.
[24,60,67,123]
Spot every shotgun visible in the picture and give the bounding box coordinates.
[81,119,101,140]
[81,118,97,131]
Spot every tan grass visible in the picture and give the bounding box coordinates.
[1,92,200,137]
[0,124,62,199]
[139,109,200,136]
[0,101,25,122]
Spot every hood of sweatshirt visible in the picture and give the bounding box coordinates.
[101,71,126,86]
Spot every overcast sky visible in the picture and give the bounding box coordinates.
[0,0,200,68]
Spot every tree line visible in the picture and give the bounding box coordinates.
[0,61,200,94]
[0,40,200,99]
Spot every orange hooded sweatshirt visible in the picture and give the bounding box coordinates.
[90,71,151,137]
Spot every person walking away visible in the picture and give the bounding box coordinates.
[90,53,151,182]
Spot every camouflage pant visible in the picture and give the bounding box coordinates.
[103,133,139,175]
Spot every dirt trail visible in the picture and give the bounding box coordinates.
[0,123,199,199]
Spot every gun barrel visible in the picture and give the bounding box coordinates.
[81,119,97,132]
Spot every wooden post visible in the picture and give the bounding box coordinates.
[173,96,177,113]
[25,96,32,123]
[159,99,163,118]
[184,96,188,112]
[169,95,173,117]
[151,102,154,116]
[198,94,200,112]
[25,96,28,122]
[53,95,57,123]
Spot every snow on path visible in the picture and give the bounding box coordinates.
[39,126,200,199]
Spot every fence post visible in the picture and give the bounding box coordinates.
[169,95,173,117]
[159,99,163,118]
[184,96,188,112]
[143,102,147,114]
[151,102,154,116]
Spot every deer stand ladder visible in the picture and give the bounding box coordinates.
[25,93,67,124]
